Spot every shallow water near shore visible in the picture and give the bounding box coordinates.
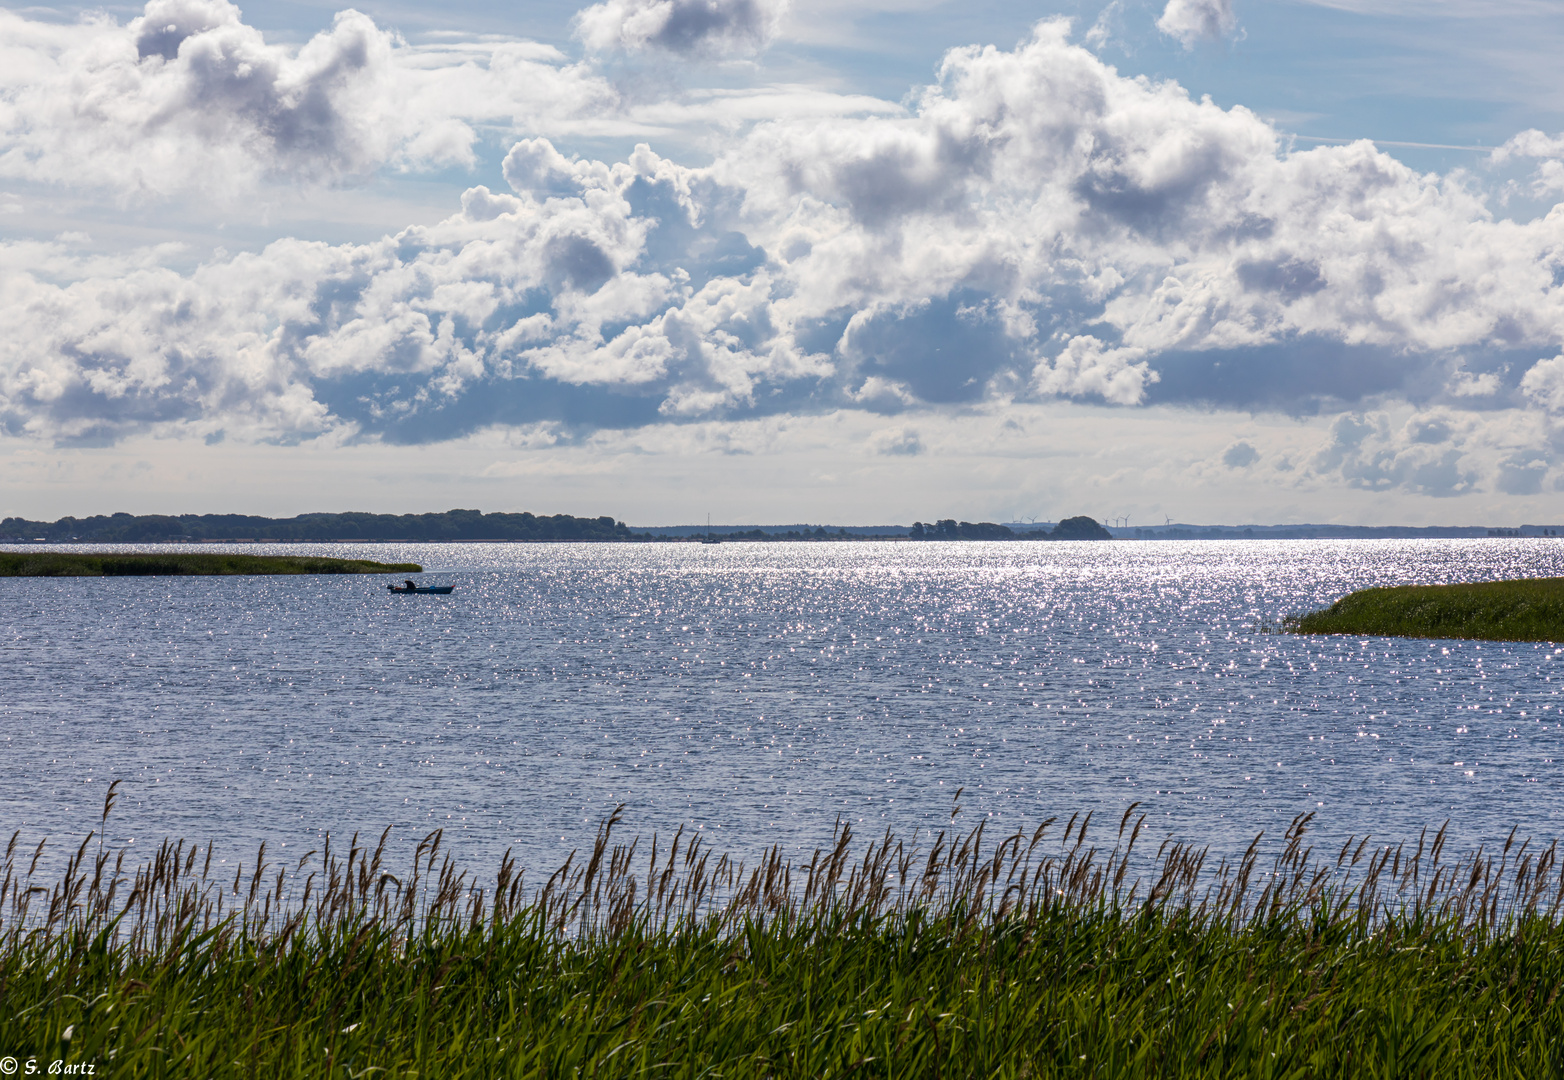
[3,538,1563,876]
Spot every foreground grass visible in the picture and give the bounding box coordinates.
[0,552,421,576]
[4,798,1564,1077]
[1288,576,1564,641]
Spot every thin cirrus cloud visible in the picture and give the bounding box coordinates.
[3,5,1564,499]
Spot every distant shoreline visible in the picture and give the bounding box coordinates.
[0,552,421,577]
[3,508,1562,544]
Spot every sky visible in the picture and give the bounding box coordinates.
[2,0,1564,526]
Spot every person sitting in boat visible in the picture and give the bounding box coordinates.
[403,579,416,590]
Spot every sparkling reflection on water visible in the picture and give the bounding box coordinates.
[3,539,1563,875]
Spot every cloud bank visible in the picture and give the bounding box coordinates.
[4,10,1564,499]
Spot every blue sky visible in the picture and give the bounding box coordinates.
[2,0,1563,525]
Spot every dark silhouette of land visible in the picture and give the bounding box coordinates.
[0,552,420,577]
[0,510,636,543]
[13,510,1545,544]
[907,516,1110,540]
[0,511,1118,542]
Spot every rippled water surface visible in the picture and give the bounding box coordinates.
[4,540,1564,873]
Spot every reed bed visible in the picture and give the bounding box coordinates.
[4,785,1563,1077]
[1288,576,1564,641]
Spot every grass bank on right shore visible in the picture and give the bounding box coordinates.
[1288,575,1564,641]
[0,551,421,576]
[4,794,1564,1077]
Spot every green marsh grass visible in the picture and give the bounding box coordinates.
[5,788,1564,1076]
[1288,576,1564,641]
[0,552,421,577]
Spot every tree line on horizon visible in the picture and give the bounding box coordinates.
[909,516,1113,540]
[0,511,1117,543]
[0,509,639,543]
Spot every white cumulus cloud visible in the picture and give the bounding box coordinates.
[1493,130,1564,197]
[1156,0,1240,48]
[573,0,789,57]
[0,0,617,199]
[869,425,923,455]
[1521,353,1564,413]
[1032,337,1157,405]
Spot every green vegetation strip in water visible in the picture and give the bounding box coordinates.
[0,551,421,576]
[1287,576,1564,641]
[5,797,1564,1077]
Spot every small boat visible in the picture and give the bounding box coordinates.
[388,583,454,594]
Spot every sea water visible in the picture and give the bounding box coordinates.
[3,539,1563,878]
